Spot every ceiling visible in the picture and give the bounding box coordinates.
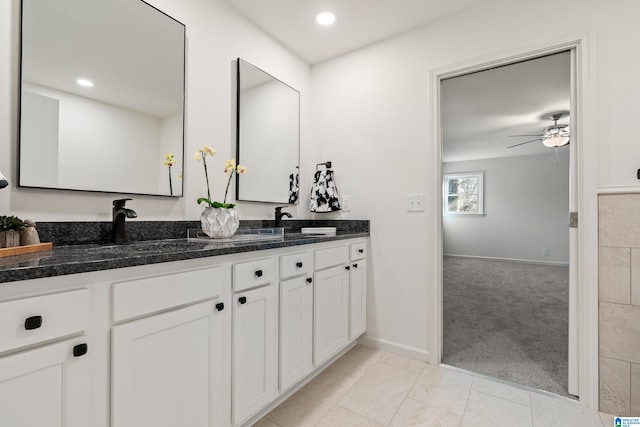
[22,0,184,118]
[223,0,492,65]
[441,51,571,163]
[225,1,571,163]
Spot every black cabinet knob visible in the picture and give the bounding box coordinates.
[24,315,43,330]
[358,249,364,253]
[353,263,358,269]
[345,266,351,271]
[255,270,263,278]
[296,262,303,268]
[239,296,247,304]
[306,277,313,283]
[215,302,224,311]
[73,343,88,357]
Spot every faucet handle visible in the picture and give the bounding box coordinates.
[275,206,287,213]
[113,198,132,209]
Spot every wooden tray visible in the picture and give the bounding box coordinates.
[0,242,53,258]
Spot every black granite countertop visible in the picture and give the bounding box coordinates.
[0,220,369,284]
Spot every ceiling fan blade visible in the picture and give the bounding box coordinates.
[507,138,541,148]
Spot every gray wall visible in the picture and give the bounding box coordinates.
[443,151,570,264]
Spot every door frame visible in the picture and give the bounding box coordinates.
[426,31,599,409]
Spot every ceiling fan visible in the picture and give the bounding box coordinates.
[507,111,570,149]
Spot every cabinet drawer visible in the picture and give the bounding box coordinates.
[0,289,89,354]
[233,257,275,292]
[113,266,224,323]
[280,251,313,279]
[350,242,367,261]
[315,245,348,271]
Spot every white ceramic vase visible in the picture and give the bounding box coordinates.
[200,206,239,238]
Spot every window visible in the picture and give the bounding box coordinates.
[443,172,484,216]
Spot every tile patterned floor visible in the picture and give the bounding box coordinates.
[255,345,615,427]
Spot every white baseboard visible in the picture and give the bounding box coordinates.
[598,185,640,195]
[358,335,430,363]
[443,253,569,267]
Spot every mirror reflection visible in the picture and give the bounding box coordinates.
[19,0,185,196]
[236,58,300,204]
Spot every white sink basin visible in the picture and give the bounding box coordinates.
[300,227,336,236]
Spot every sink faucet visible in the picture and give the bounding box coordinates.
[275,206,292,228]
[112,198,137,244]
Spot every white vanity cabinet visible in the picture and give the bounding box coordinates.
[232,257,278,425]
[278,251,313,392]
[313,245,350,367]
[111,266,229,427]
[0,234,368,427]
[0,289,91,427]
[349,242,367,340]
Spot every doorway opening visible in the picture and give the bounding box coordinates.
[439,51,576,397]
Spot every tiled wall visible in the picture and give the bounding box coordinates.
[599,194,640,415]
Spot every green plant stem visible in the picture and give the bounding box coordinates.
[168,166,173,196]
[203,155,211,202]
[223,171,235,204]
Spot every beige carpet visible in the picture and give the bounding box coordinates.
[442,255,573,398]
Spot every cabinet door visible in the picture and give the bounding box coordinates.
[349,259,367,340]
[280,275,313,391]
[233,284,277,425]
[314,264,349,366]
[0,337,90,427]
[112,300,226,427]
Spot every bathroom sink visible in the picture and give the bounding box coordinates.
[284,232,327,240]
[300,227,337,236]
[187,228,285,243]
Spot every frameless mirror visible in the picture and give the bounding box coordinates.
[19,0,185,197]
[236,58,300,204]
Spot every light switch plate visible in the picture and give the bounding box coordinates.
[342,195,351,212]
[407,194,425,212]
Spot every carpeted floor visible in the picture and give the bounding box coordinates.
[442,255,573,398]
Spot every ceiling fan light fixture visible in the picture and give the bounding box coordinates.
[543,134,570,147]
[541,124,570,147]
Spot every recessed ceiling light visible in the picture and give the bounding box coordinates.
[77,79,94,87]
[316,12,336,26]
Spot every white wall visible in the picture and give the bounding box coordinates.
[19,91,59,187]
[311,0,640,357]
[22,84,163,195]
[443,152,570,264]
[238,80,299,203]
[0,0,312,220]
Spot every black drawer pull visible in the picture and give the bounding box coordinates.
[24,315,43,330]
[296,262,303,268]
[73,343,88,357]
[358,249,364,253]
[239,296,247,304]
[353,263,358,269]
[306,277,313,283]
[215,302,224,311]
[255,270,263,278]
[345,266,351,271]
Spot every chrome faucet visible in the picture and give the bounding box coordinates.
[112,198,137,244]
[275,206,292,228]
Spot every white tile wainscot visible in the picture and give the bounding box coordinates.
[0,236,368,427]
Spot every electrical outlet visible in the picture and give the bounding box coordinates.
[542,249,549,256]
[342,195,351,212]
[407,194,425,212]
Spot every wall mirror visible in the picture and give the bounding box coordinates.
[19,0,185,197]
[236,58,300,204]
